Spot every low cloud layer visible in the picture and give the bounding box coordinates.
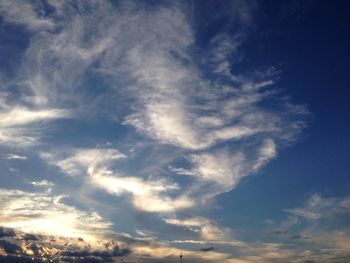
[0,226,131,263]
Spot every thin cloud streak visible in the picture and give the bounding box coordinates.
[4,154,27,160]
[0,106,70,147]
[164,217,230,240]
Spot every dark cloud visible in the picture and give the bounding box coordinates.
[22,233,38,241]
[0,255,42,263]
[289,234,310,240]
[289,235,302,240]
[60,245,131,259]
[0,227,132,263]
[0,239,21,254]
[274,230,287,235]
[60,256,105,263]
[112,247,131,257]
[61,250,91,257]
[199,246,215,252]
[0,227,15,237]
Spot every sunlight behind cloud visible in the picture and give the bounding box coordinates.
[0,189,111,241]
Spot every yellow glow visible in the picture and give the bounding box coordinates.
[0,189,111,241]
[4,215,100,241]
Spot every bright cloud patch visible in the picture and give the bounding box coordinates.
[0,106,69,147]
[164,217,230,240]
[0,188,111,240]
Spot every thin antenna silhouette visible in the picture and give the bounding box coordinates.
[180,252,183,263]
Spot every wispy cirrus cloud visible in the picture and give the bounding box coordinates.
[0,1,313,262]
[0,0,54,31]
[284,193,350,222]
[0,107,67,127]
[3,154,27,160]
[41,148,126,177]
[0,0,308,247]
[264,193,350,262]
[42,147,194,213]
[90,172,194,213]
[164,217,230,241]
[0,105,70,147]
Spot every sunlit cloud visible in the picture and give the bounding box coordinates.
[0,107,68,127]
[41,148,126,177]
[191,150,246,189]
[164,217,230,240]
[90,172,194,213]
[0,106,69,147]
[43,147,195,212]
[0,188,111,240]
[252,138,277,171]
[4,154,27,160]
[0,226,131,262]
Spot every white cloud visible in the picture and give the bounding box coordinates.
[113,5,270,151]
[42,148,126,177]
[0,1,115,112]
[168,166,199,177]
[124,102,201,150]
[0,0,54,31]
[0,128,39,147]
[31,180,54,193]
[4,154,27,160]
[0,107,68,127]
[90,172,194,213]
[122,71,274,151]
[0,106,70,147]
[30,180,53,187]
[253,138,277,171]
[103,3,306,211]
[191,150,246,190]
[164,217,230,241]
[210,34,243,76]
[284,193,350,221]
[43,147,194,213]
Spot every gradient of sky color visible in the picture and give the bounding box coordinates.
[0,1,349,262]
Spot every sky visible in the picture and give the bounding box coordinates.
[0,0,349,262]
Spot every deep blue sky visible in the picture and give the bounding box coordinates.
[0,1,349,262]
[220,0,350,209]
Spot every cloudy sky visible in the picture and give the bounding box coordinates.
[0,0,349,262]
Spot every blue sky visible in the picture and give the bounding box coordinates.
[0,0,349,262]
